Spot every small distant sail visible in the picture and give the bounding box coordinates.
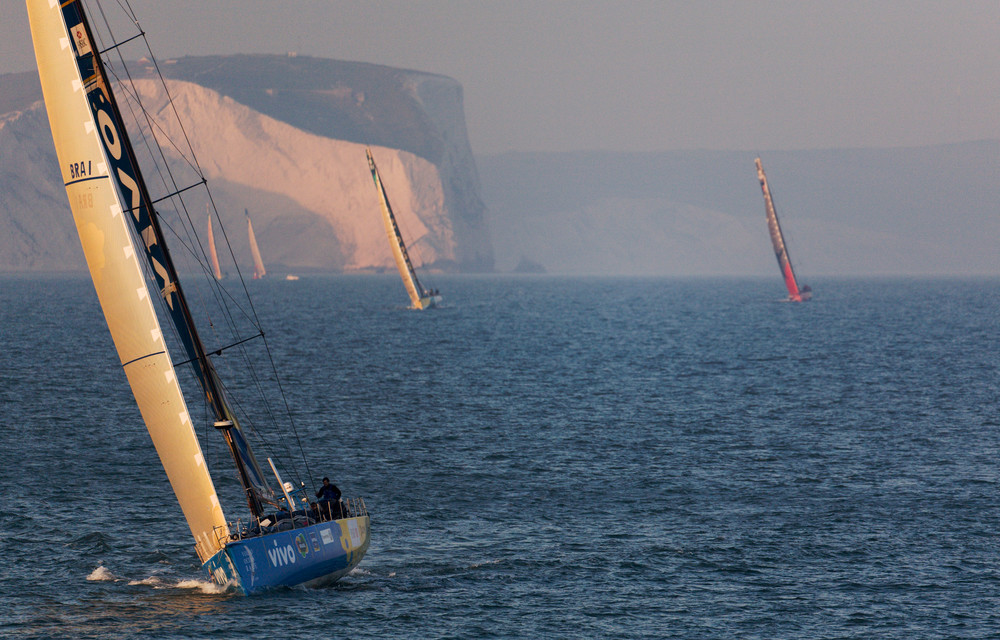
[246,210,266,279]
[207,207,222,280]
[755,157,811,302]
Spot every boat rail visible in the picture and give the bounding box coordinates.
[217,496,368,544]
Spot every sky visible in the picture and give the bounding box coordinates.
[3,0,1000,155]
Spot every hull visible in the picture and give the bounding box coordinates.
[415,294,443,310]
[204,515,370,594]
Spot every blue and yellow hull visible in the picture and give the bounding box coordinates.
[204,515,369,594]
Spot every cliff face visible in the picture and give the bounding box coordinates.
[0,55,493,273]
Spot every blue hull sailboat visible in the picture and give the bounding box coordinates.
[27,0,369,594]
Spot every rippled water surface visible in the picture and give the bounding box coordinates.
[2,275,999,638]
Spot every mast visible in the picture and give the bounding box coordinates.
[247,210,266,279]
[755,157,804,302]
[207,206,222,280]
[28,0,272,529]
[366,148,427,308]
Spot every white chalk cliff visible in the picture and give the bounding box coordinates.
[0,56,492,273]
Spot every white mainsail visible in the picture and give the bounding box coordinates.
[28,0,228,562]
[207,207,222,280]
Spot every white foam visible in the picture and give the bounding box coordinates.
[175,578,230,594]
[470,559,501,568]
[127,576,164,587]
[86,566,116,582]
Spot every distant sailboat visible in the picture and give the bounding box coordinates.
[247,209,266,279]
[28,0,368,593]
[207,206,222,280]
[755,157,811,302]
[366,147,442,309]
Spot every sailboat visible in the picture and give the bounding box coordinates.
[28,0,369,593]
[366,148,442,309]
[755,157,812,302]
[247,210,266,279]
[207,206,223,280]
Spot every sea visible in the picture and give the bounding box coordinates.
[1,274,999,639]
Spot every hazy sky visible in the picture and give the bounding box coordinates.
[3,1,999,154]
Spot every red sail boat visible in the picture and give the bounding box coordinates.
[755,157,811,302]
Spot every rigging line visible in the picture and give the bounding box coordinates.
[100,62,205,179]
[89,14,205,270]
[257,331,312,485]
[101,49,251,349]
[212,366,282,475]
[87,1,203,372]
[173,331,264,368]
[94,0,306,477]
[154,209,265,397]
[204,303,302,489]
[96,30,144,55]
[202,208,306,479]
[148,179,207,205]
[89,2,295,505]
[102,0,207,179]
[109,179,209,216]
[232,332,300,482]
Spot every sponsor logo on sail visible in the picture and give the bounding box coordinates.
[70,23,92,56]
[88,82,178,312]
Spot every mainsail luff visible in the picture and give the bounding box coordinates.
[247,210,266,279]
[755,157,805,302]
[27,0,230,561]
[366,148,427,308]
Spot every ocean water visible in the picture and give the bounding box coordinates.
[1,274,999,639]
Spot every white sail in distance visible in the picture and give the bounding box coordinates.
[247,210,266,279]
[207,207,222,280]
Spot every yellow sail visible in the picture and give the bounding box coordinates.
[28,0,228,563]
[366,148,430,309]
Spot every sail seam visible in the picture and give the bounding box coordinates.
[64,175,106,186]
[121,350,167,368]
